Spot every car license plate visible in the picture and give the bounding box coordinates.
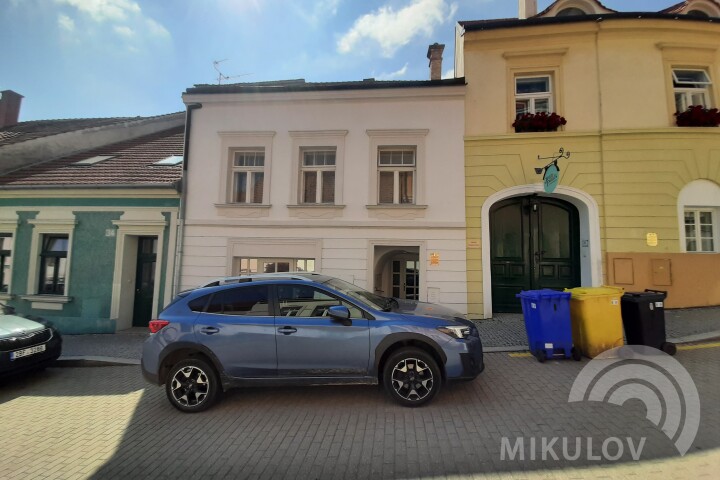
[10,344,46,360]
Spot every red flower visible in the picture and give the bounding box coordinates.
[513,112,567,133]
[674,105,720,127]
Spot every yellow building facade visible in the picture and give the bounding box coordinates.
[458,1,720,317]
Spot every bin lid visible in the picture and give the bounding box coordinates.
[517,289,571,299]
[564,286,624,298]
[622,291,667,301]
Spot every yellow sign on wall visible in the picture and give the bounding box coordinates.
[430,252,440,266]
[647,233,658,247]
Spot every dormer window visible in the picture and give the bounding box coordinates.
[557,7,586,16]
[687,10,710,17]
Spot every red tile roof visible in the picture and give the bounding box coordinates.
[0,113,182,148]
[0,126,184,188]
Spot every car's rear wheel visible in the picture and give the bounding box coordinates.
[165,358,219,413]
[383,347,441,407]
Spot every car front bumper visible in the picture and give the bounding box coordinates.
[0,328,62,377]
[446,335,484,381]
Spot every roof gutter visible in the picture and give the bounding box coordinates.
[173,102,202,298]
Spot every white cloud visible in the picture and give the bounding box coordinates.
[378,63,409,80]
[442,68,454,79]
[54,0,141,22]
[337,0,452,58]
[57,14,75,32]
[113,25,135,38]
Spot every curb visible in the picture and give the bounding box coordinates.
[56,356,140,367]
[484,330,720,354]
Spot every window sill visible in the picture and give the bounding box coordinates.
[287,204,346,219]
[19,295,73,311]
[214,203,271,218]
[0,293,12,301]
[366,204,428,220]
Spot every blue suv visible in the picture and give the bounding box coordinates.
[141,273,484,412]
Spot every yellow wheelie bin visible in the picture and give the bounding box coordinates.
[564,286,625,358]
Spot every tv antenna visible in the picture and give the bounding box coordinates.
[213,59,252,84]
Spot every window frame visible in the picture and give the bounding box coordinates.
[684,208,717,253]
[233,257,316,275]
[672,68,713,112]
[24,215,76,301]
[218,131,275,210]
[231,148,265,204]
[515,74,554,116]
[0,234,12,294]
[299,148,337,204]
[377,146,417,205]
[38,234,69,295]
[366,129,428,208]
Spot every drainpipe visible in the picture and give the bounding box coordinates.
[172,103,202,297]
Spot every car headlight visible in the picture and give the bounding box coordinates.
[437,325,471,339]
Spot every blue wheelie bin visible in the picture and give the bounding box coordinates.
[516,290,581,363]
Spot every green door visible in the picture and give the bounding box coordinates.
[133,237,157,327]
[490,196,580,313]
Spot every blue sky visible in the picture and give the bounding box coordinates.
[2,0,672,121]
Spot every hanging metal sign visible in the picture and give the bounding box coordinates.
[543,163,560,193]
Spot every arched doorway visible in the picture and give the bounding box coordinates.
[490,195,581,312]
[373,246,421,300]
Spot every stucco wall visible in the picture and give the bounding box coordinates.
[461,17,720,317]
[181,86,469,312]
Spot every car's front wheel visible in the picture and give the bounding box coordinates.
[383,347,441,407]
[165,358,219,413]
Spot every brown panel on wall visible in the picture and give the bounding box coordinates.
[651,258,672,286]
[606,253,719,308]
[613,258,634,284]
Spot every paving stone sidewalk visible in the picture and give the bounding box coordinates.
[473,306,720,348]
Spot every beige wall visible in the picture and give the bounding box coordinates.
[462,17,720,317]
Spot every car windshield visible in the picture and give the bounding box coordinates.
[319,277,389,311]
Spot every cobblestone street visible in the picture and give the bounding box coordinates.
[1,346,718,479]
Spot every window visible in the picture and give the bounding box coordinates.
[206,285,270,316]
[557,7,586,16]
[673,69,712,112]
[685,210,716,252]
[277,285,363,318]
[515,76,553,116]
[232,149,265,204]
[300,149,336,204]
[39,235,68,295]
[0,234,11,293]
[378,147,416,204]
[235,257,315,275]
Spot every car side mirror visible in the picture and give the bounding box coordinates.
[327,305,352,326]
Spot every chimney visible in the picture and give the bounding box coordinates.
[0,90,23,129]
[519,0,538,19]
[427,43,445,81]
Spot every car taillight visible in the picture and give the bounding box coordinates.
[149,319,170,333]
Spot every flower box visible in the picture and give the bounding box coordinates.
[513,112,567,133]
[675,105,720,127]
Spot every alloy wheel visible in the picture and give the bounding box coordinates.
[170,365,210,408]
[390,357,434,401]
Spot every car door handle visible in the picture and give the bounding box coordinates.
[199,327,220,335]
[278,326,297,335]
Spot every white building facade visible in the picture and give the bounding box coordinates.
[180,79,469,314]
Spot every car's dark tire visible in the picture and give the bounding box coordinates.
[383,347,441,407]
[165,358,220,413]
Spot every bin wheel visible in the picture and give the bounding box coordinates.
[535,350,547,363]
[661,342,677,356]
[571,347,582,361]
